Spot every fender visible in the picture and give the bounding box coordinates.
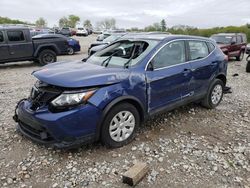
[34,44,59,57]
[94,95,146,141]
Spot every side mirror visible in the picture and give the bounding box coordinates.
[231,41,236,45]
[147,61,154,71]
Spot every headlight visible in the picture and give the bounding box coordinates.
[51,90,95,107]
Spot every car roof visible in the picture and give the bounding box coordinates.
[213,33,245,36]
[0,25,30,30]
[122,33,212,42]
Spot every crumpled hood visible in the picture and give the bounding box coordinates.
[33,61,130,88]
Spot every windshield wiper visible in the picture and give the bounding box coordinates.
[101,50,120,67]
[123,44,137,69]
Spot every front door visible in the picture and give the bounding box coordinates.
[146,40,193,113]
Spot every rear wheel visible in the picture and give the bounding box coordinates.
[38,49,57,65]
[201,79,224,109]
[67,47,74,55]
[101,103,140,148]
[236,51,244,61]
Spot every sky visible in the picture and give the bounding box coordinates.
[0,0,250,29]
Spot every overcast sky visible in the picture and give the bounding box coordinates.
[0,0,250,29]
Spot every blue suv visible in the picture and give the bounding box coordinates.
[14,34,228,148]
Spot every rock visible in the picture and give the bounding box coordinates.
[131,146,137,151]
[158,157,163,162]
[145,147,150,153]
[24,174,30,179]
[52,183,58,188]
[206,153,217,161]
[7,178,13,184]
[22,166,27,171]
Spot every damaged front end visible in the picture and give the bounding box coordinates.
[13,80,102,148]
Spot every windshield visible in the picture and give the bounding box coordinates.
[211,35,232,44]
[103,35,122,43]
[87,40,159,68]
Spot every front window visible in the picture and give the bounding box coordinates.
[88,40,158,68]
[211,35,233,44]
[152,41,186,69]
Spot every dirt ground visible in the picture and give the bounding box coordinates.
[0,35,249,188]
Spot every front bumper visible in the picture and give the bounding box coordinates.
[14,100,102,148]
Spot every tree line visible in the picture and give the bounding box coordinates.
[1,16,249,41]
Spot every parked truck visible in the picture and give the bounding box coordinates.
[0,26,69,65]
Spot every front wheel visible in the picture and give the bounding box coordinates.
[201,79,224,109]
[101,103,140,148]
[38,49,57,65]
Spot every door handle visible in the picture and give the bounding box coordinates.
[211,61,218,65]
[182,68,192,76]
[182,68,191,73]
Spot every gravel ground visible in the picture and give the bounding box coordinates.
[0,35,249,188]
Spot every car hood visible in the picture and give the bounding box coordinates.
[33,61,130,88]
[91,44,107,52]
[91,41,108,46]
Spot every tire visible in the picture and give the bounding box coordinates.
[201,79,224,109]
[101,103,140,148]
[236,51,244,61]
[246,61,250,73]
[67,47,74,55]
[38,49,57,65]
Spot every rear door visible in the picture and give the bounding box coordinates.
[146,40,193,113]
[7,30,33,59]
[0,30,10,61]
[188,40,217,96]
[236,35,243,53]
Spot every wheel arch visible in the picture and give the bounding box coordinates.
[95,96,146,141]
[34,45,59,57]
[216,74,227,86]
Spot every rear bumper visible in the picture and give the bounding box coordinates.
[15,100,101,148]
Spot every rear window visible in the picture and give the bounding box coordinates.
[188,41,209,61]
[7,31,25,42]
[0,31,3,42]
[207,42,215,52]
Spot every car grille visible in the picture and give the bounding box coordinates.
[19,121,54,142]
[29,81,62,111]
